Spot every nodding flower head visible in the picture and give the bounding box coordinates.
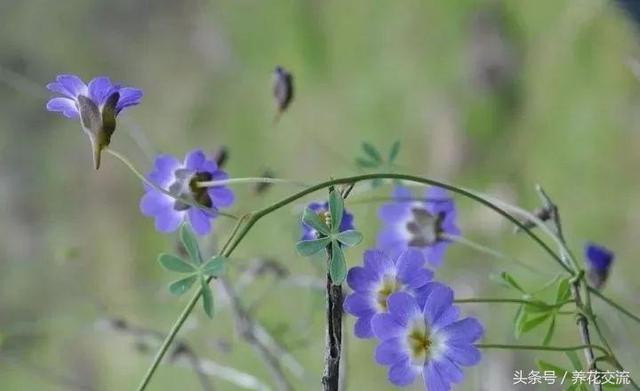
[377,186,459,268]
[371,286,483,389]
[584,242,614,289]
[343,249,433,338]
[300,201,354,241]
[139,149,234,236]
[46,74,143,169]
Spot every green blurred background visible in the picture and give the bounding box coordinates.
[2,0,640,389]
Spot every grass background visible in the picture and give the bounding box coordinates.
[1,0,640,389]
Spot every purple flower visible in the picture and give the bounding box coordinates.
[300,201,354,241]
[372,287,483,390]
[584,242,614,289]
[343,249,433,338]
[377,186,459,268]
[139,149,234,236]
[46,74,143,169]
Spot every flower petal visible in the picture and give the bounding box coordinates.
[441,318,484,344]
[188,208,212,236]
[56,74,86,97]
[423,361,450,391]
[353,315,374,338]
[423,282,454,327]
[139,191,171,216]
[343,292,375,317]
[388,358,419,387]
[208,186,234,208]
[116,87,143,113]
[434,357,464,384]
[396,249,430,285]
[185,149,206,170]
[375,337,408,365]
[155,209,184,233]
[387,292,421,326]
[371,313,405,340]
[46,97,79,119]
[363,249,394,278]
[346,266,377,292]
[445,343,481,366]
[88,76,113,106]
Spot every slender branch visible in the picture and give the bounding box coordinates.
[105,148,238,220]
[197,177,309,188]
[220,278,292,391]
[588,288,640,324]
[137,173,572,390]
[476,343,609,356]
[455,298,574,308]
[322,244,343,391]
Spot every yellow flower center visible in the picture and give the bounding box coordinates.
[407,326,431,362]
[376,275,401,310]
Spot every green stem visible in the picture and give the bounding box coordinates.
[105,148,238,220]
[197,177,309,188]
[476,343,609,356]
[136,173,570,390]
[588,287,640,324]
[455,298,574,308]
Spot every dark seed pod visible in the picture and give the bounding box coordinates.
[272,66,294,123]
[213,146,229,169]
[254,169,275,195]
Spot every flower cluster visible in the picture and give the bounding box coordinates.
[377,186,459,268]
[139,149,234,236]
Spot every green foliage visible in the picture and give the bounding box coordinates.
[157,223,226,317]
[355,141,402,188]
[295,189,363,285]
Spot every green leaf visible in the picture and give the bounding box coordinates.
[158,253,196,273]
[565,351,583,371]
[296,237,330,256]
[521,313,551,333]
[180,224,201,264]
[388,141,401,163]
[536,360,570,380]
[329,241,346,284]
[169,275,198,296]
[335,230,363,247]
[499,272,526,293]
[355,157,379,168]
[202,256,225,277]
[328,190,344,232]
[523,300,553,314]
[542,315,556,345]
[514,304,526,339]
[361,142,383,163]
[201,278,214,318]
[556,278,572,303]
[302,207,330,236]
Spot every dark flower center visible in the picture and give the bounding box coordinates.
[407,326,431,361]
[170,169,213,211]
[406,207,445,247]
[376,274,401,310]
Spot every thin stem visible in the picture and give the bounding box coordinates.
[588,287,640,324]
[455,298,574,308]
[197,177,309,188]
[137,173,570,389]
[105,148,238,220]
[476,343,609,356]
[442,234,550,276]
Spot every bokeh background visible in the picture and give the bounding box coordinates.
[2,0,640,390]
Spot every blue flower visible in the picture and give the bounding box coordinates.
[343,249,433,338]
[371,287,483,390]
[139,149,234,236]
[377,186,459,268]
[46,74,143,169]
[300,201,354,241]
[584,242,614,289]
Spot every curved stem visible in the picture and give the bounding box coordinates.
[476,343,609,356]
[136,173,570,390]
[588,287,640,324]
[455,298,574,308]
[105,148,238,220]
[197,177,309,188]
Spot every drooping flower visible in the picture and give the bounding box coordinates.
[300,201,354,241]
[139,149,234,236]
[343,249,433,338]
[377,186,459,268]
[46,74,143,169]
[372,287,483,390]
[584,242,614,289]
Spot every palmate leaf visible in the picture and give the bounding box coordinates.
[328,190,344,232]
[521,313,552,333]
[201,277,214,318]
[296,237,330,256]
[542,315,556,346]
[556,278,571,303]
[180,224,202,264]
[514,303,526,338]
[494,271,526,294]
[202,256,225,277]
[158,253,196,273]
[169,275,198,296]
[329,241,346,284]
[302,207,330,236]
[335,230,363,247]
